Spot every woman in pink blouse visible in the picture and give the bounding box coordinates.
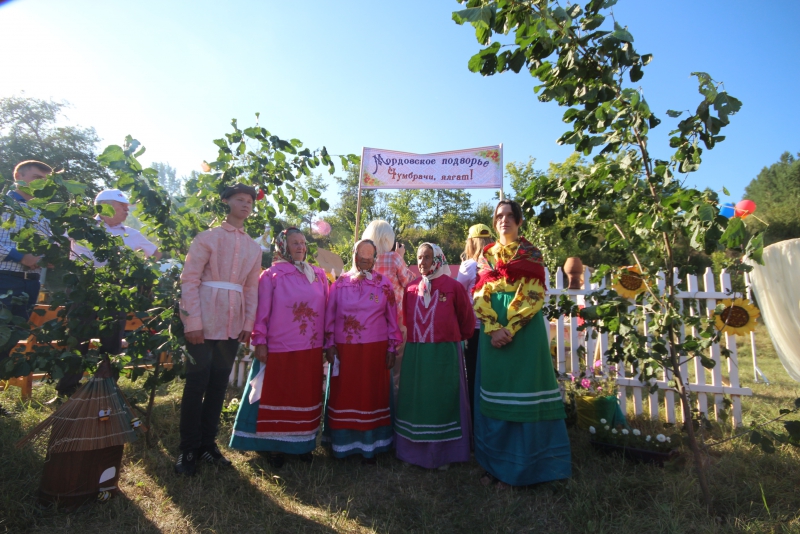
[229,228,328,468]
[323,239,402,462]
[361,220,413,395]
[396,243,475,469]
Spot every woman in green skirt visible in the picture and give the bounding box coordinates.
[472,200,571,487]
[395,243,475,469]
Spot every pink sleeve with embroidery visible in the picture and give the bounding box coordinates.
[383,278,402,351]
[323,278,338,349]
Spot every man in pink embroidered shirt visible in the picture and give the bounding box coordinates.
[175,183,262,476]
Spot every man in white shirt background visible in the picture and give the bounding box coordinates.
[71,188,162,265]
[55,188,161,398]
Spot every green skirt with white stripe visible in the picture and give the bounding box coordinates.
[395,342,462,442]
[479,291,565,423]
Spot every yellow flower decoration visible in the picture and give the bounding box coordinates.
[715,298,760,336]
[326,272,336,284]
[612,266,646,299]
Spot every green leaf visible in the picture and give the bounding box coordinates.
[784,421,800,440]
[666,110,683,118]
[746,232,764,265]
[722,186,730,196]
[750,430,762,445]
[582,14,605,30]
[611,23,634,42]
[452,5,495,30]
[63,180,87,195]
[697,204,715,222]
[629,65,643,83]
[720,217,747,248]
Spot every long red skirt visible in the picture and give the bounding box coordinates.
[257,347,323,436]
[327,341,391,431]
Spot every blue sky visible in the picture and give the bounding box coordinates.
[1,0,798,208]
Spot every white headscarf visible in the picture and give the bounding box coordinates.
[348,239,377,281]
[417,242,448,308]
[273,227,315,283]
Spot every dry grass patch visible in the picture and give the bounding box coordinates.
[1,325,799,533]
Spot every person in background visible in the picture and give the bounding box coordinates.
[323,239,401,463]
[473,199,570,488]
[70,188,162,265]
[361,220,413,396]
[0,161,53,365]
[54,189,162,399]
[175,183,262,476]
[456,223,493,423]
[395,243,474,470]
[229,227,328,468]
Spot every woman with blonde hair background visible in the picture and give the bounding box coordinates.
[361,220,413,394]
[456,224,493,422]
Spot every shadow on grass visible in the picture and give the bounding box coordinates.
[0,387,163,534]
[131,383,340,533]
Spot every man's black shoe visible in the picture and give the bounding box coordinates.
[174,450,197,476]
[199,444,232,467]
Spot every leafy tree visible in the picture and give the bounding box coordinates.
[0,96,112,195]
[385,189,422,235]
[1,118,350,434]
[150,162,184,198]
[743,151,800,245]
[454,0,761,510]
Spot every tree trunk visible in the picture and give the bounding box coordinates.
[667,325,713,511]
[144,355,163,448]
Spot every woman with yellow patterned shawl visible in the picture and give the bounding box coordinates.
[473,200,571,487]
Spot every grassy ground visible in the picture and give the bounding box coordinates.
[2,324,799,534]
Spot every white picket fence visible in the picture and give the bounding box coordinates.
[548,265,754,427]
[229,265,757,427]
[229,349,253,389]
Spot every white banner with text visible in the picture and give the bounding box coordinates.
[360,145,502,189]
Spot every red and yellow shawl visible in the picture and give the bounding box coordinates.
[473,237,547,336]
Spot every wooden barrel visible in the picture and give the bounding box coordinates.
[39,445,124,507]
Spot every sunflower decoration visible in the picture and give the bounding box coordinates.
[612,266,647,299]
[715,298,760,336]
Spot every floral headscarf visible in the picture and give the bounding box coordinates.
[417,242,448,308]
[348,239,377,281]
[273,227,315,283]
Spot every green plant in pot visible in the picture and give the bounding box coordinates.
[561,360,625,430]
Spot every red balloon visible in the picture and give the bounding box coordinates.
[734,199,756,218]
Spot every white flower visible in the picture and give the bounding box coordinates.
[589,426,596,434]
[611,429,618,434]
[632,429,641,436]
[646,435,652,442]
[666,437,671,443]
[621,429,629,435]
[656,434,666,442]
[604,425,610,430]
[600,418,607,424]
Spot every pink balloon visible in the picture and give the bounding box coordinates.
[734,199,756,218]
[312,220,331,236]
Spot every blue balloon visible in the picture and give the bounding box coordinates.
[719,203,735,218]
